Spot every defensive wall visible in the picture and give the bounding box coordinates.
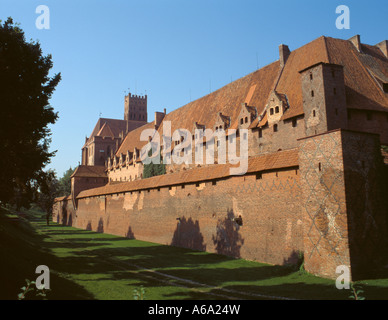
[53,129,388,280]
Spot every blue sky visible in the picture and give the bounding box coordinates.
[1,0,387,177]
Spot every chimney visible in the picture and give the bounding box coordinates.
[154,111,166,128]
[375,40,388,58]
[279,44,290,68]
[348,35,361,52]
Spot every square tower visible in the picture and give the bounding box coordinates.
[299,62,347,137]
[124,92,148,122]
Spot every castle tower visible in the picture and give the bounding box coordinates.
[124,92,148,122]
[299,62,348,137]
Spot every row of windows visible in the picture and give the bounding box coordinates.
[269,106,280,115]
[258,118,298,138]
[129,113,146,120]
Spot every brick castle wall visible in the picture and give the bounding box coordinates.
[54,168,304,267]
[53,129,388,280]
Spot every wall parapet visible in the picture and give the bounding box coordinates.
[77,148,299,199]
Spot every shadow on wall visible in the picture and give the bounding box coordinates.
[126,225,135,239]
[61,201,68,226]
[60,201,73,226]
[97,218,104,233]
[212,209,244,258]
[283,250,304,270]
[346,163,388,280]
[86,221,92,231]
[171,217,206,252]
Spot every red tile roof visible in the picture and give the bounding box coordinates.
[78,149,299,198]
[115,35,388,156]
[71,165,107,178]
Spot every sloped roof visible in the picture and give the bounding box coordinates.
[78,148,299,198]
[84,118,146,149]
[71,165,107,178]
[116,35,388,155]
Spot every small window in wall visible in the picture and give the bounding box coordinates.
[292,119,297,128]
[245,117,248,123]
[273,124,278,132]
[270,108,274,115]
[258,128,262,138]
[240,118,244,125]
[319,162,322,171]
[256,173,262,180]
[212,180,217,186]
[313,110,316,117]
[310,73,313,80]
[311,90,314,97]
[275,106,279,113]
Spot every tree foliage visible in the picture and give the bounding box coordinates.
[143,149,166,179]
[57,167,74,197]
[0,17,61,208]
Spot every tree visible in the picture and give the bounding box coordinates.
[36,169,59,225]
[0,18,61,208]
[57,167,74,197]
[143,149,166,179]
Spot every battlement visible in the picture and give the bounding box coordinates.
[124,91,148,122]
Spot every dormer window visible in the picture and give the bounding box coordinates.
[270,108,274,115]
[240,118,243,125]
[275,106,279,113]
[245,117,248,123]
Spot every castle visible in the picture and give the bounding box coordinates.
[54,35,388,281]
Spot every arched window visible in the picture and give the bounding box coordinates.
[270,108,274,115]
[245,117,248,123]
[275,106,279,113]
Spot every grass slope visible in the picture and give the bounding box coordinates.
[1,206,388,300]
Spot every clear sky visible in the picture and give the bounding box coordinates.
[1,0,387,177]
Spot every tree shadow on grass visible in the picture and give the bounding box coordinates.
[0,212,94,300]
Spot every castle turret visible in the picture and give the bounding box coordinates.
[299,62,347,137]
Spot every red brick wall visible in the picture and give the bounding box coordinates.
[299,129,388,280]
[64,168,304,267]
[54,129,388,280]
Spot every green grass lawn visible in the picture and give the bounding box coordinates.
[1,206,388,300]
